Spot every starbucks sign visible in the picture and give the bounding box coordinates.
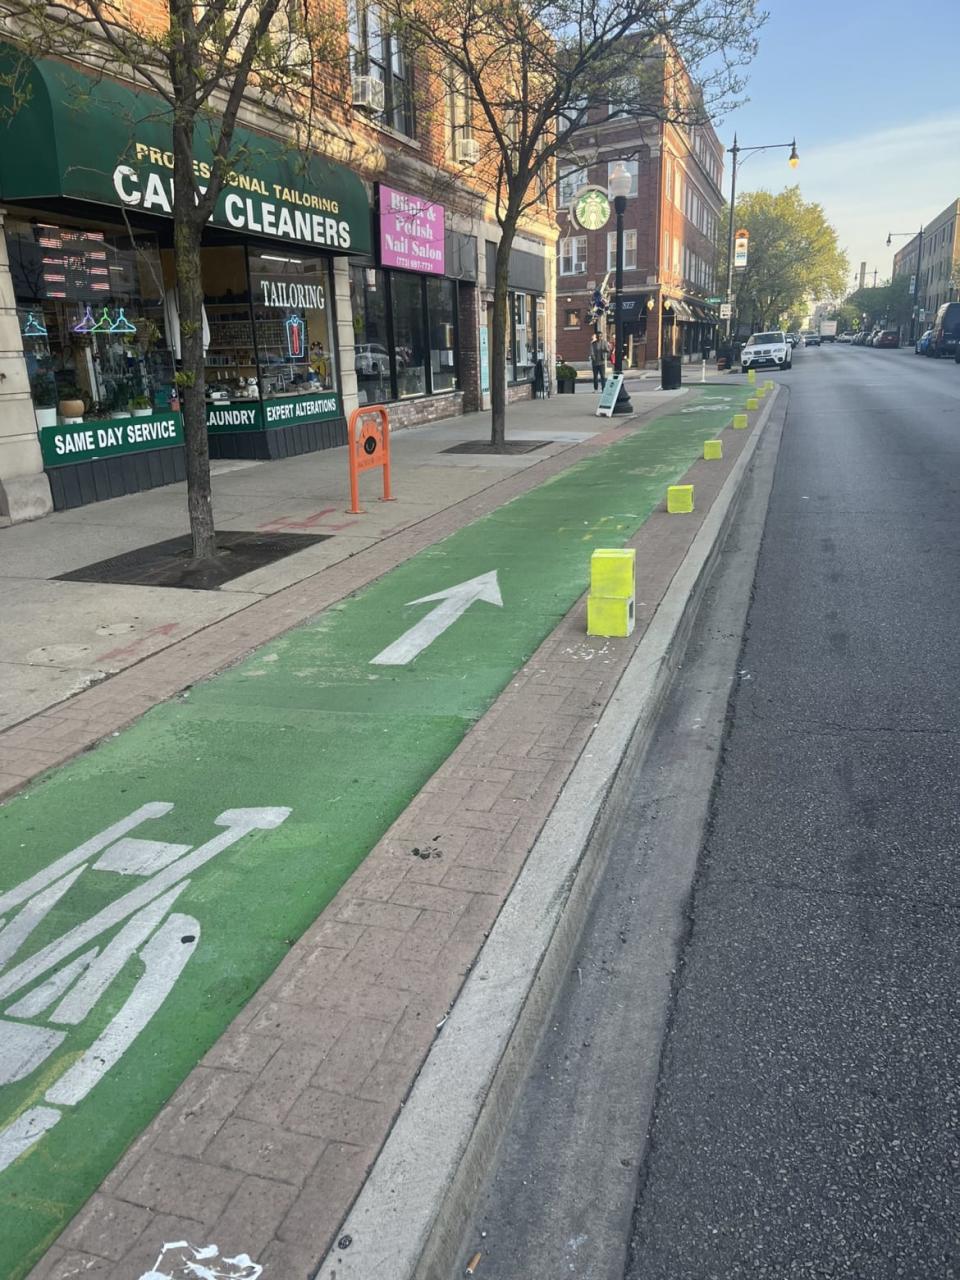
[572,187,612,231]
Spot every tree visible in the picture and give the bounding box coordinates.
[719,186,848,335]
[1,0,341,556]
[389,0,761,447]
[845,274,912,333]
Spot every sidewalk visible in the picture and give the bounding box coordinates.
[1,379,682,748]
[0,376,773,1280]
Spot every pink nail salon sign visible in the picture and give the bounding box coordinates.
[379,184,445,275]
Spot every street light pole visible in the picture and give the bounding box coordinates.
[609,163,633,415]
[724,136,799,344]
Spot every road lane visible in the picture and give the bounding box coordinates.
[627,342,960,1277]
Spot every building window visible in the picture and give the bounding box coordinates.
[607,229,637,271]
[349,2,415,138]
[247,249,337,398]
[447,66,473,158]
[558,167,588,208]
[350,265,392,405]
[390,272,428,397]
[564,308,580,329]
[606,159,639,198]
[560,236,587,275]
[426,276,458,392]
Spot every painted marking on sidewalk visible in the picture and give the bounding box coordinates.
[370,571,504,666]
[0,384,755,1279]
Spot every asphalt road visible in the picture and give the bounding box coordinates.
[455,343,960,1278]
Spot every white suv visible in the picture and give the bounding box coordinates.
[741,330,792,372]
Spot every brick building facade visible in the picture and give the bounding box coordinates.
[892,198,960,342]
[0,3,556,519]
[555,81,723,370]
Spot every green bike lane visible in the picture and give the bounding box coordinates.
[0,385,752,1276]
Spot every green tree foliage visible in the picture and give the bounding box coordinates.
[719,186,848,334]
[845,273,912,332]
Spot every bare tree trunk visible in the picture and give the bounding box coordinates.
[490,219,517,450]
[173,124,216,560]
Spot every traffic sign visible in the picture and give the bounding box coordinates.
[720,303,732,319]
[705,296,722,304]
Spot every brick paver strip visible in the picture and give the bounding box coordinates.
[27,407,757,1279]
[4,407,672,805]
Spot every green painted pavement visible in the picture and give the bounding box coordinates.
[0,385,753,1275]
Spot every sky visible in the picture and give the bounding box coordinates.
[713,0,960,293]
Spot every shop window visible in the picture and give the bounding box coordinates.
[427,276,458,392]
[349,1,415,138]
[607,159,638,198]
[350,265,392,405]
[564,309,580,329]
[247,250,336,399]
[513,291,534,382]
[536,296,546,361]
[8,219,175,423]
[391,272,427,398]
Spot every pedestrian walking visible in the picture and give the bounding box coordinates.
[589,334,607,390]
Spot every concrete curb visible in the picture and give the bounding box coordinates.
[316,389,783,1280]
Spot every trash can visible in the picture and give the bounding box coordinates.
[661,354,682,390]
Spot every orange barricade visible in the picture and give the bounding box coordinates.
[347,404,394,514]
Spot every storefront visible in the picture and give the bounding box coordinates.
[483,242,548,391]
[0,47,371,509]
[348,183,478,423]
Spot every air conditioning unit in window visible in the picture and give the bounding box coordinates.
[352,75,385,114]
[456,136,480,165]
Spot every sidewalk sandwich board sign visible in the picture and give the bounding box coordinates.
[596,373,624,417]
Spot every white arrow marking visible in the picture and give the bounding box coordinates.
[370,570,503,666]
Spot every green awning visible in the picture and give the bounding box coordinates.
[0,46,371,255]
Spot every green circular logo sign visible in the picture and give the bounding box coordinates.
[573,188,611,231]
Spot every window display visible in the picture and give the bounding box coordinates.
[248,250,336,398]
[8,219,176,424]
[351,264,458,402]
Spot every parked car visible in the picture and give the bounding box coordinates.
[740,330,792,372]
[803,331,821,347]
[837,332,854,343]
[875,330,899,348]
[915,328,934,355]
[929,302,960,358]
[786,332,800,347]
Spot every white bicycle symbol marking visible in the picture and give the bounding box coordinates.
[0,803,291,1173]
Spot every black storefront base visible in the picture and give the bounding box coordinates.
[208,416,347,462]
[47,445,187,511]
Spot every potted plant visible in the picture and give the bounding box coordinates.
[129,393,153,417]
[30,370,59,429]
[57,386,87,422]
[555,362,578,394]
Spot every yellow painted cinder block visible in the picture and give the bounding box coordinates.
[764,380,775,390]
[587,593,635,638]
[704,439,723,460]
[667,484,694,514]
[747,368,757,384]
[733,413,748,429]
[590,547,635,599]
[746,397,759,410]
